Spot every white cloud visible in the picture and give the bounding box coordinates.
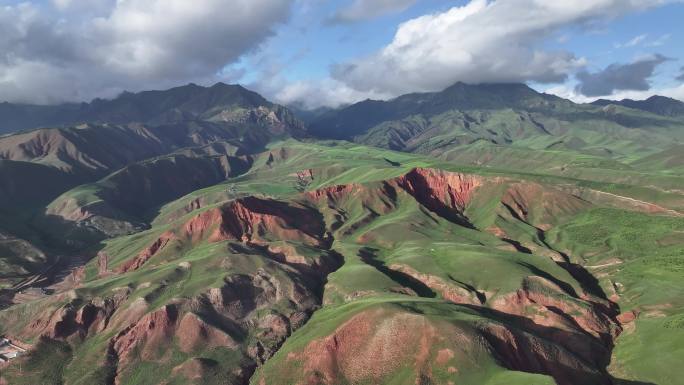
[326,0,679,99]
[615,34,647,48]
[273,78,393,109]
[615,33,672,48]
[329,0,416,23]
[0,0,292,104]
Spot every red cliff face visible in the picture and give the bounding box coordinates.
[180,197,326,246]
[117,231,177,273]
[20,292,130,341]
[392,168,485,225]
[286,308,440,385]
[305,184,360,203]
[395,168,484,212]
[14,264,330,385]
[260,301,617,385]
[109,305,180,384]
[211,197,326,246]
[117,196,328,272]
[127,168,487,272]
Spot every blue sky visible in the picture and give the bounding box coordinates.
[245,1,684,89]
[0,0,683,106]
[237,0,457,82]
[540,2,684,97]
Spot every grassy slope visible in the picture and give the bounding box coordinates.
[0,140,682,385]
[547,209,684,384]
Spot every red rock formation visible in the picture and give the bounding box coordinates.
[110,305,179,379]
[212,197,325,246]
[174,197,327,247]
[395,168,484,212]
[490,277,618,341]
[616,309,639,324]
[117,231,176,273]
[305,183,360,203]
[183,208,224,241]
[293,308,439,385]
[19,292,131,341]
[97,251,110,277]
[176,312,237,353]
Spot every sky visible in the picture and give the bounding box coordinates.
[0,0,683,108]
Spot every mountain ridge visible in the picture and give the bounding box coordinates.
[0,82,302,135]
[0,81,683,385]
[305,82,684,167]
[591,95,684,117]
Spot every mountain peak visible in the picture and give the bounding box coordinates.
[592,95,684,117]
[310,81,556,140]
[210,81,237,90]
[0,83,294,133]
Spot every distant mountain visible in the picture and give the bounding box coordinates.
[591,95,684,117]
[309,82,567,140]
[1,80,684,385]
[0,83,306,213]
[308,82,684,161]
[0,82,305,135]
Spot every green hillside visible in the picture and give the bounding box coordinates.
[0,84,682,385]
[0,139,681,385]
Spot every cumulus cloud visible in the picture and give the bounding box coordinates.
[0,0,292,104]
[242,52,392,110]
[329,0,416,24]
[267,0,682,108]
[273,78,393,109]
[323,0,677,100]
[575,54,671,97]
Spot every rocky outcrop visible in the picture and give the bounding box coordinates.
[500,182,591,229]
[393,168,485,225]
[109,304,180,382]
[184,198,326,246]
[11,262,333,385]
[257,301,618,385]
[123,197,329,272]
[97,252,110,276]
[305,184,360,203]
[280,308,440,385]
[480,322,609,385]
[397,168,483,208]
[117,231,177,273]
[19,290,131,341]
[490,277,618,342]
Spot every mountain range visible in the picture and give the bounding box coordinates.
[0,81,682,385]
[591,95,684,118]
